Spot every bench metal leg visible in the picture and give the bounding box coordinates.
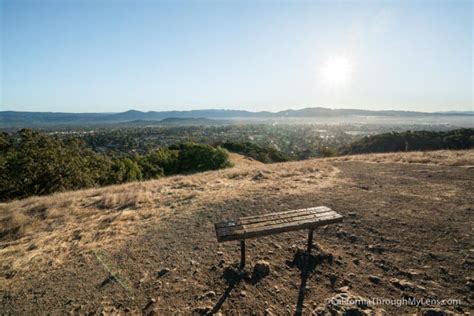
[240,240,246,269]
[307,229,314,253]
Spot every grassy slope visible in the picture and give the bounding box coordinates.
[0,150,473,314]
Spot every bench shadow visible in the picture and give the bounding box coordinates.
[208,248,332,315]
[288,249,333,316]
[208,265,268,315]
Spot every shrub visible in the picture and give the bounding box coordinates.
[173,143,232,173]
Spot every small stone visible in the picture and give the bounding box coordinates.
[216,251,224,256]
[336,230,349,238]
[462,258,474,266]
[253,260,271,279]
[390,278,415,291]
[466,277,474,290]
[329,274,338,287]
[240,290,246,297]
[201,291,216,299]
[367,244,386,253]
[368,275,381,284]
[398,280,415,290]
[348,212,357,217]
[337,286,350,293]
[408,268,422,275]
[272,242,282,249]
[193,306,212,314]
[264,308,274,316]
[157,268,170,278]
[353,258,360,265]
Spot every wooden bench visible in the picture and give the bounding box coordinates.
[214,206,343,268]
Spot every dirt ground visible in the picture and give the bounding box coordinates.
[0,151,473,315]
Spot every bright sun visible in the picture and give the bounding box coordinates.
[322,55,352,85]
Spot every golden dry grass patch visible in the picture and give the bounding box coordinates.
[5,150,471,275]
[331,149,474,166]
[0,153,342,274]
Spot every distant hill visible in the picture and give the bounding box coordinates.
[119,117,228,126]
[1,107,473,127]
[158,117,228,125]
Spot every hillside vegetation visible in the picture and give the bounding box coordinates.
[0,129,231,201]
[342,128,474,154]
[0,150,473,314]
[2,128,473,202]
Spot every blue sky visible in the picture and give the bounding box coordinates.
[1,0,472,113]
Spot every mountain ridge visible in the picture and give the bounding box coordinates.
[1,107,473,127]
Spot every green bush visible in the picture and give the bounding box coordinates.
[172,143,232,173]
[319,146,338,157]
[110,158,143,183]
[143,148,180,176]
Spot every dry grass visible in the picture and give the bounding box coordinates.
[1,150,472,275]
[0,154,338,274]
[331,149,474,166]
[96,190,152,210]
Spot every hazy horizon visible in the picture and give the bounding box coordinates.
[1,0,472,113]
[1,106,474,115]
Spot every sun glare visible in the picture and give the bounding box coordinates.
[322,55,352,85]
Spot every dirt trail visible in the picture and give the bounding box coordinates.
[1,151,473,314]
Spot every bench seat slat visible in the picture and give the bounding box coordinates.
[214,206,332,229]
[216,210,335,236]
[215,207,343,242]
[217,213,342,242]
[238,206,332,221]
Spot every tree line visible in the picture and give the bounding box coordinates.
[0,129,232,201]
[342,129,474,154]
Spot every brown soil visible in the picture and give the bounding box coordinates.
[0,150,473,314]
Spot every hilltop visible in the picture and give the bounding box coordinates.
[0,151,473,314]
